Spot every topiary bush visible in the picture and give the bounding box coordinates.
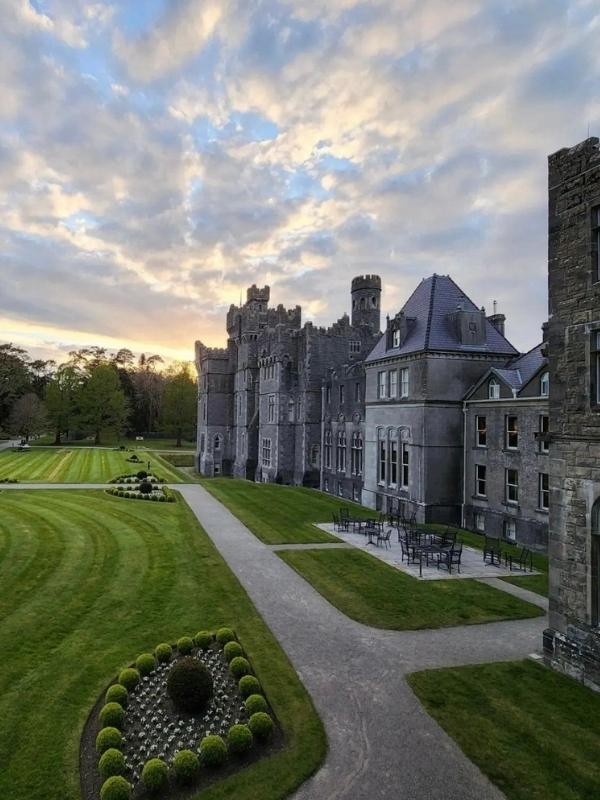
[118,667,140,691]
[216,627,235,645]
[155,642,172,663]
[141,758,169,794]
[139,480,153,495]
[177,635,194,654]
[248,712,274,741]
[229,656,251,679]
[244,693,268,715]
[223,641,243,662]
[198,734,227,768]
[135,653,156,676]
[105,684,128,707]
[100,702,125,729]
[99,748,126,779]
[96,727,122,754]
[100,775,131,800]
[167,657,213,712]
[171,749,200,785]
[239,675,261,699]
[227,723,253,756]
[194,630,212,650]
[136,470,148,480]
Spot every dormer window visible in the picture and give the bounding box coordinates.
[488,378,500,399]
[392,329,400,348]
[540,371,549,397]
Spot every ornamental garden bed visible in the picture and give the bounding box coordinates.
[107,472,174,503]
[80,629,282,800]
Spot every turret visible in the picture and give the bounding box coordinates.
[351,274,381,332]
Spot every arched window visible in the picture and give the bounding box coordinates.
[351,431,363,476]
[324,430,332,469]
[360,297,366,309]
[200,434,205,453]
[288,399,295,422]
[540,371,549,397]
[241,431,246,455]
[336,430,347,472]
[214,434,222,451]
[310,444,320,468]
[592,499,600,626]
[488,378,500,400]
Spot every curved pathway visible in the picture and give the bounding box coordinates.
[3,482,547,798]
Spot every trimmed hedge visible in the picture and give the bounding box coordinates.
[118,667,140,691]
[227,723,253,756]
[216,627,235,645]
[154,642,172,663]
[142,758,169,794]
[171,749,200,785]
[99,748,126,779]
[194,630,212,650]
[199,734,227,768]
[96,727,122,755]
[100,775,131,800]
[248,711,274,740]
[238,675,261,699]
[229,656,251,679]
[100,702,125,730]
[105,684,128,707]
[167,657,213,712]
[244,693,268,715]
[135,653,156,676]
[223,641,243,662]
[176,635,194,654]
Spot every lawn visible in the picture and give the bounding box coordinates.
[408,660,600,800]
[0,447,186,483]
[0,490,325,800]
[278,548,543,629]
[201,479,374,544]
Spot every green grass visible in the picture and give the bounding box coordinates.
[408,660,600,800]
[160,451,197,467]
[0,490,325,800]
[277,547,543,629]
[201,479,374,544]
[0,447,186,483]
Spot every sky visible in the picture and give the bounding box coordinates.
[1,0,599,363]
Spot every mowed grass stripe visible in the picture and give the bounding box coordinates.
[47,449,75,481]
[0,491,325,800]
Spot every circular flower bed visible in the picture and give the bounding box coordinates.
[84,630,278,799]
[106,473,174,503]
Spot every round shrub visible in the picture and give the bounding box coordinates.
[141,758,169,794]
[155,642,172,663]
[194,630,212,650]
[136,470,148,479]
[227,724,253,756]
[100,775,131,800]
[167,495,175,503]
[96,727,122,754]
[99,748,126,779]
[216,627,235,645]
[177,635,194,654]
[158,496,166,502]
[248,712,273,741]
[239,675,261,699]
[105,684,128,707]
[118,667,140,691]
[171,749,200,785]
[198,735,227,768]
[223,641,243,662]
[139,480,153,495]
[135,653,156,676]
[100,702,125,730]
[229,656,251,679]
[244,693,267,715]
[167,657,213,712]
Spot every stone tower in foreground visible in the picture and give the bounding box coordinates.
[544,137,600,688]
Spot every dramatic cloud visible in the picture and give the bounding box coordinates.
[0,0,599,362]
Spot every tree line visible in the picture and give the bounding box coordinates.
[0,344,197,446]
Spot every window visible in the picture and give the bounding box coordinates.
[324,430,332,469]
[349,340,361,353]
[338,482,344,497]
[476,465,486,497]
[310,444,320,468]
[474,512,485,532]
[378,430,386,484]
[392,329,400,348]
[539,414,549,453]
[388,370,398,398]
[324,477,329,492]
[288,398,295,422]
[592,332,600,407]
[351,432,363,475]
[326,386,331,405]
[389,437,398,487]
[203,400,207,421]
[592,499,600,626]
[476,415,487,447]
[268,395,276,423]
[339,384,345,404]
[353,485,360,502]
[539,472,549,510]
[336,430,347,472]
[400,368,409,398]
[214,434,222,451]
[503,518,516,542]
[378,371,386,399]
[241,431,245,455]
[354,381,361,402]
[505,416,518,449]
[540,371,549,398]
[261,438,271,467]
[506,468,519,504]
[488,378,500,399]
[200,434,205,452]
[593,206,600,283]
[401,443,409,487]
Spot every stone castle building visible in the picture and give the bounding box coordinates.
[544,137,600,688]
[196,273,550,550]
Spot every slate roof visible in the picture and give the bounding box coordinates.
[463,342,548,399]
[366,274,518,362]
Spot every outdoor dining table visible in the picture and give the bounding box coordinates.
[408,530,453,577]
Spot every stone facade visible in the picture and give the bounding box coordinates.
[543,137,600,689]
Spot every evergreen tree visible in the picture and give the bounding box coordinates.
[161,365,197,447]
[45,366,80,445]
[78,364,128,445]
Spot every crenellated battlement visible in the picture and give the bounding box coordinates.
[351,274,382,292]
[246,284,270,303]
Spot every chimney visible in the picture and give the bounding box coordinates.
[487,313,506,337]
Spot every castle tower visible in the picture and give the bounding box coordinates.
[351,275,381,332]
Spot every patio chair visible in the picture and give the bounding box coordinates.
[483,535,503,566]
[437,542,463,574]
[332,512,348,532]
[505,546,533,573]
[377,528,392,550]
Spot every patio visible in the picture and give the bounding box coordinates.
[316,523,538,581]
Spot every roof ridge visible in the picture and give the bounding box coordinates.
[424,273,437,350]
[444,274,518,353]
